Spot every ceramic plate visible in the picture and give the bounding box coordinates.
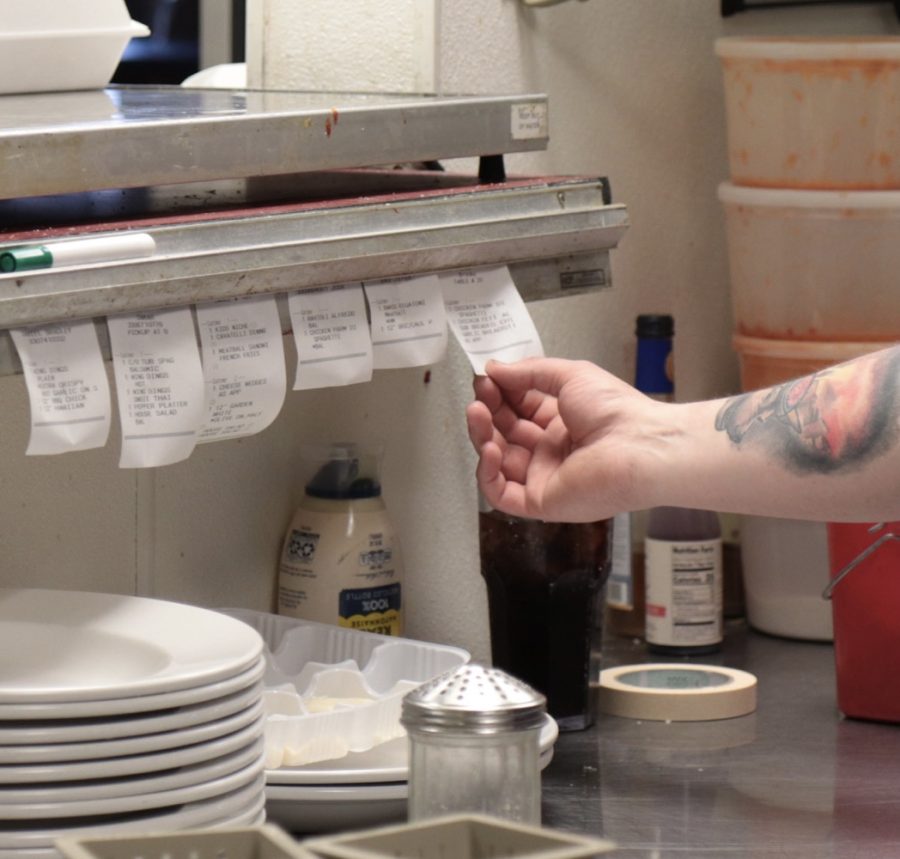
[0,807,266,859]
[0,737,264,805]
[0,701,263,764]
[0,749,264,819]
[0,682,263,745]
[0,774,266,849]
[265,781,406,834]
[0,657,265,721]
[266,713,559,785]
[0,589,263,703]
[0,716,264,784]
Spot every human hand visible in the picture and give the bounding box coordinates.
[466,357,660,522]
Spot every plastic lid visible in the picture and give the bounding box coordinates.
[401,664,546,735]
[715,35,900,62]
[305,443,381,499]
[718,181,900,210]
[636,314,673,339]
[598,663,757,722]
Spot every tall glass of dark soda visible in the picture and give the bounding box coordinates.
[479,506,612,731]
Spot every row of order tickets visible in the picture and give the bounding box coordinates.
[10,266,544,468]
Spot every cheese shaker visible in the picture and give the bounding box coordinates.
[401,663,546,824]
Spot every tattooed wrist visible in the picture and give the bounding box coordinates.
[715,346,900,475]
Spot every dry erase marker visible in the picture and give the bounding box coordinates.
[0,233,156,273]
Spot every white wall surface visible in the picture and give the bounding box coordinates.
[1,1,896,662]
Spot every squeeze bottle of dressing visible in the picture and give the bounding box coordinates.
[277,443,403,635]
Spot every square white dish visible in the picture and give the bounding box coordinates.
[0,0,148,94]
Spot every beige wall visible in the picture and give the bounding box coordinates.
[1,1,895,662]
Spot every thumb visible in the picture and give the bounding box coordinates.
[485,357,582,398]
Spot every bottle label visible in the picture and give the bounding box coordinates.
[645,537,722,647]
[277,503,403,634]
[607,512,633,609]
[339,583,402,636]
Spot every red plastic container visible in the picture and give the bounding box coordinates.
[827,521,900,722]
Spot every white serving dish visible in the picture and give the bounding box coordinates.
[223,610,470,769]
[0,0,149,95]
[263,718,558,834]
[266,717,558,786]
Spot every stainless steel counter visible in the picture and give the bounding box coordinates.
[542,622,900,857]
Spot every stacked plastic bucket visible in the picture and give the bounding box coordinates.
[716,36,900,717]
[716,37,900,633]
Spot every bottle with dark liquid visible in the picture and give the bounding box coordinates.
[606,314,675,639]
[645,506,723,655]
[479,503,611,732]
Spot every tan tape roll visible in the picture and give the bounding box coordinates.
[597,663,757,722]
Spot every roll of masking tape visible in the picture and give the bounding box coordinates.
[597,663,757,722]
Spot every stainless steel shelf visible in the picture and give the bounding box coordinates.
[0,86,549,200]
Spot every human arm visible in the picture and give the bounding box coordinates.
[465,346,900,523]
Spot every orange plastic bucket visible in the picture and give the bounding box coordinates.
[827,522,900,722]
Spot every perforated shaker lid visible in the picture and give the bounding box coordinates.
[401,664,546,735]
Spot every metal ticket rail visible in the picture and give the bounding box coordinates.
[0,87,628,377]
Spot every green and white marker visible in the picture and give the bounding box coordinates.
[0,233,156,273]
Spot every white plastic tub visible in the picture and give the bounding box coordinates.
[741,516,833,642]
[716,37,900,189]
[0,0,149,95]
[719,182,900,341]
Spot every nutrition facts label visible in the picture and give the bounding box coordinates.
[645,537,723,648]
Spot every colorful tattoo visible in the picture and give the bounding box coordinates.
[715,347,900,474]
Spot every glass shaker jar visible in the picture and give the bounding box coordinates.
[401,663,546,824]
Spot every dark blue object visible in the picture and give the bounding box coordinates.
[634,314,674,397]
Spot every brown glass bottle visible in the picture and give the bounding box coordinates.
[606,315,674,639]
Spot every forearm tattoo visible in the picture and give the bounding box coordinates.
[715,346,900,474]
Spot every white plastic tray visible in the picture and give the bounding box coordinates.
[223,610,469,769]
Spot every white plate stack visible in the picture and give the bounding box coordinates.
[223,608,561,835]
[264,719,559,833]
[0,589,268,858]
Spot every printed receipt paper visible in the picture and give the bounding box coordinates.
[195,295,286,442]
[11,320,112,455]
[440,266,544,374]
[107,307,205,468]
[288,284,373,390]
[364,275,448,369]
